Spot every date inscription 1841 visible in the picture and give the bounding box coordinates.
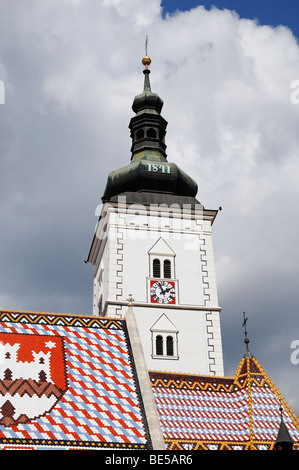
[147,163,171,174]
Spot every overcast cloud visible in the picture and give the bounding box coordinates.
[0,0,299,415]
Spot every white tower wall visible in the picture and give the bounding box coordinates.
[89,198,224,376]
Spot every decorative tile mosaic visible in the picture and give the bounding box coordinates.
[150,356,299,450]
[0,311,151,450]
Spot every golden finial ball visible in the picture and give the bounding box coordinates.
[142,56,151,66]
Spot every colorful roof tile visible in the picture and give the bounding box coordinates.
[149,355,299,450]
[0,311,151,450]
[0,309,298,451]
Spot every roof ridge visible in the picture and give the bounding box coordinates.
[148,369,235,380]
[0,309,125,321]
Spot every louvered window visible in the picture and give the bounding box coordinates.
[163,260,171,278]
[156,335,163,355]
[166,336,174,356]
[153,259,161,278]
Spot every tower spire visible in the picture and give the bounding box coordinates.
[274,405,294,450]
[101,52,198,202]
[142,36,152,91]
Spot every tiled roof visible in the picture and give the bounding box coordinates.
[0,309,298,451]
[0,311,151,450]
[149,355,299,450]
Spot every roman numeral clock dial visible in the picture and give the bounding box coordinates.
[150,280,176,304]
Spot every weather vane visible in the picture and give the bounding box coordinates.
[145,35,149,56]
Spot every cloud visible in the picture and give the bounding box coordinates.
[0,0,299,414]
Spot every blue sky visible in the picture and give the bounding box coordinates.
[162,0,299,38]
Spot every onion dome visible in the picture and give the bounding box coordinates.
[131,58,164,116]
[102,56,198,202]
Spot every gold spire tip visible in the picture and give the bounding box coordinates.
[142,56,151,68]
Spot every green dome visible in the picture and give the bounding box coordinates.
[102,158,198,202]
[132,69,164,115]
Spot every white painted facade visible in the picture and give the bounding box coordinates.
[88,196,224,376]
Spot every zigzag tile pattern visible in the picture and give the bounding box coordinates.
[149,357,299,450]
[0,311,151,450]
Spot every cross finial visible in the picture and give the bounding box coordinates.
[242,312,250,353]
[127,294,134,306]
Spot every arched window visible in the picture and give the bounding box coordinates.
[136,129,144,140]
[148,238,176,280]
[163,259,171,278]
[147,128,156,138]
[166,336,174,356]
[156,335,163,356]
[151,315,179,360]
[153,259,161,278]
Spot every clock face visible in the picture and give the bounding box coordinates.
[150,280,176,304]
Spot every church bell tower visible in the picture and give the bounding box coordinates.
[87,55,224,377]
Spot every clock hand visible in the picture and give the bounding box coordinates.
[158,282,165,295]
